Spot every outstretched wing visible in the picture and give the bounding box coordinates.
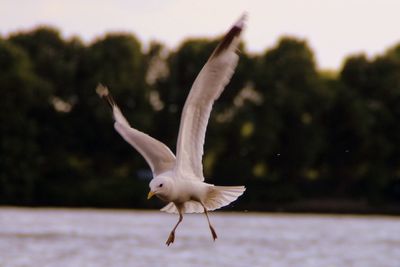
[175,15,246,181]
[96,84,176,176]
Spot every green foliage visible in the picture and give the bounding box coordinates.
[0,39,52,204]
[1,27,399,212]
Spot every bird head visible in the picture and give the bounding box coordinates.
[148,176,172,201]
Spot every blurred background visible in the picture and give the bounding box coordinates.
[1,0,400,214]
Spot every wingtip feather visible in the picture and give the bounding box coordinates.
[96,83,109,97]
[234,13,247,29]
[96,83,116,108]
[211,14,247,59]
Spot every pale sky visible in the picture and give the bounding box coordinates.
[1,0,400,70]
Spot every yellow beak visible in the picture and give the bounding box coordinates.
[147,191,155,199]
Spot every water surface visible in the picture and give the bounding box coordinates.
[0,208,399,267]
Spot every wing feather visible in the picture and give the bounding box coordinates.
[175,15,246,180]
[96,84,176,176]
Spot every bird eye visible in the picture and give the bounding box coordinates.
[159,183,163,187]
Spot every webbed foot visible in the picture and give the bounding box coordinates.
[166,231,175,246]
[209,225,218,241]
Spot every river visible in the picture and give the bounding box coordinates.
[0,208,399,267]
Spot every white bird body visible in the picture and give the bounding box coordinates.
[97,14,247,245]
[158,178,209,204]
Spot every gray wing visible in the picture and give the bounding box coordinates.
[97,84,176,177]
[174,15,246,181]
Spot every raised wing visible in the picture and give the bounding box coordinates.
[96,84,176,176]
[175,15,246,181]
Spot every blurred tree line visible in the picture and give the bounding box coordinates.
[1,26,400,213]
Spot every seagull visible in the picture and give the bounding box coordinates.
[96,14,246,246]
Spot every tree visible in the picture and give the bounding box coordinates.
[248,37,330,201]
[0,39,52,204]
[336,50,400,202]
[68,33,152,207]
[9,27,83,99]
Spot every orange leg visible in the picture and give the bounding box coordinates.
[166,211,183,246]
[201,203,217,241]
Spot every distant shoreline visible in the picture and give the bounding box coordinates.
[1,200,399,216]
[243,198,400,216]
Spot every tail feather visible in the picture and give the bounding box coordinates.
[204,185,245,211]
